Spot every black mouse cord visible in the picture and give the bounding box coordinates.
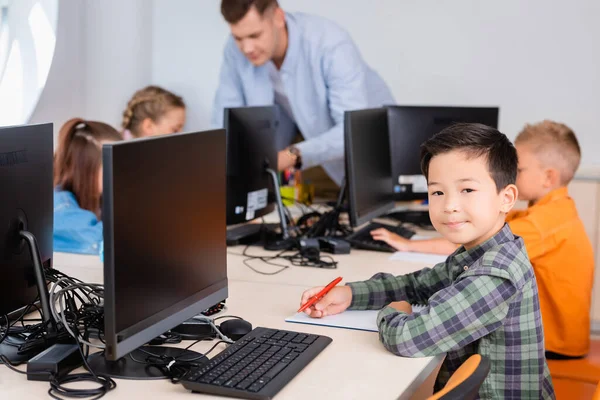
[130,340,230,383]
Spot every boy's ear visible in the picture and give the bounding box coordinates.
[543,167,561,188]
[499,184,518,213]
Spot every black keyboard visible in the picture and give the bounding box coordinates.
[181,327,332,399]
[345,222,416,253]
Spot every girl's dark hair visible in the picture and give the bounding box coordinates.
[54,118,122,217]
[420,123,517,192]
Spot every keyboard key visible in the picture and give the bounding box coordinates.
[294,344,308,352]
[236,379,254,390]
[282,332,297,342]
[292,334,307,343]
[248,378,269,392]
[302,335,318,344]
[263,362,288,380]
[223,379,238,388]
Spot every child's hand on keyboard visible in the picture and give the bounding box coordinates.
[300,286,352,318]
[370,228,411,251]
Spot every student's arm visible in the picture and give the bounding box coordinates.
[211,38,246,128]
[346,265,453,310]
[294,42,371,169]
[370,228,457,255]
[375,274,517,357]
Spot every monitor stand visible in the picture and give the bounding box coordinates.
[262,168,296,251]
[0,335,29,365]
[87,346,207,380]
[303,177,350,239]
[226,223,280,246]
[1,229,56,365]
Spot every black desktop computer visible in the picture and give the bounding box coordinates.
[89,128,332,399]
[90,129,229,376]
[388,105,499,200]
[385,105,499,226]
[344,108,395,227]
[343,108,416,253]
[0,123,55,363]
[224,106,291,249]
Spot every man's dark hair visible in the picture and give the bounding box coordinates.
[420,123,517,192]
[221,0,279,24]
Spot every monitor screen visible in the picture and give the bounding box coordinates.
[344,108,395,227]
[225,106,278,226]
[102,129,227,361]
[388,106,499,200]
[0,123,53,318]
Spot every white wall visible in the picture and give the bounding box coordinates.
[151,0,600,167]
[30,0,153,143]
[29,0,84,142]
[152,0,228,132]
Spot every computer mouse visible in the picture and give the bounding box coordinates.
[219,319,253,341]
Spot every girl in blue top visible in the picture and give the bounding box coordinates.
[53,118,122,255]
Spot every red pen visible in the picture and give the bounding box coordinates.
[298,276,343,313]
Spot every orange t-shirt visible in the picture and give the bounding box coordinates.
[507,187,594,356]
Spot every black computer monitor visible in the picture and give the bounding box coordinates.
[344,108,395,227]
[89,129,227,378]
[224,106,291,248]
[0,123,54,362]
[388,106,499,201]
[225,106,278,226]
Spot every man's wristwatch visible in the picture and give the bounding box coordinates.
[287,146,302,170]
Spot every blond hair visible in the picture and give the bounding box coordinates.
[121,86,185,137]
[515,120,581,185]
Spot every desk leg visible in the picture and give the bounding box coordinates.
[408,357,444,400]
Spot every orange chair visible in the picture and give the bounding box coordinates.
[547,339,600,384]
[428,354,490,400]
[553,377,597,400]
[593,380,600,400]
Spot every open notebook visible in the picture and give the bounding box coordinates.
[285,305,426,332]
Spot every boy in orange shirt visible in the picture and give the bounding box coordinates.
[373,120,594,358]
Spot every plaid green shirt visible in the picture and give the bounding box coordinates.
[347,224,555,399]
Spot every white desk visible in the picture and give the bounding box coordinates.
[1,250,443,399]
[51,246,430,289]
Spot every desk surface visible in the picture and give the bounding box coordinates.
[1,249,443,399]
[52,239,431,289]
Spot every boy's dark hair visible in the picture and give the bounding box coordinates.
[221,0,279,24]
[420,123,517,192]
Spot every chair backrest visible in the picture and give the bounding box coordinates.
[427,354,491,400]
[593,380,600,400]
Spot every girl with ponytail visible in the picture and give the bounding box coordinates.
[53,118,122,254]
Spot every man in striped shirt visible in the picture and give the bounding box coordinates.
[300,123,555,399]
